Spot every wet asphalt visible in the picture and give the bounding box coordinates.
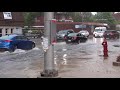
[0,37,120,78]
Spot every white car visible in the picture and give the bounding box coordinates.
[78,30,89,37]
[93,31,104,37]
[93,29,106,38]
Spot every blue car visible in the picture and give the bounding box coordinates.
[0,34,36,52]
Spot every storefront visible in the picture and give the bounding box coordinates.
[0,12,24,36]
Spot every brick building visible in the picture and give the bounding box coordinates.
[32,13,108,35]
[0,12,24,36]
[112,13,120,30]
[33,16,108,35]
[31,15,73,35]
[32,12,73,26]
[56,22,108,35]
[113,13,120,22]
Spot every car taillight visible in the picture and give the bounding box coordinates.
[110,33,113,35]
[4,40,12,42]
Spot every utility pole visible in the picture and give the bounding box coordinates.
[40,12,58,77]
[81,12,83,30]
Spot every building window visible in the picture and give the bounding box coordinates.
[0,29,2,37]
[6,28,8,35]
[11,28,13,34]
[0,29,2,33]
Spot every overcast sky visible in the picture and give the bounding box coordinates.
[91,12,120,15]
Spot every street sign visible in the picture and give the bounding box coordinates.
[42,37,49,52]
[50,20,57,44]
[3,12,12,19]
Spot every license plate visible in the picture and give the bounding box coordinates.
[68,40,71,41]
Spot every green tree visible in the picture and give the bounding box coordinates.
[23,12,43,27]
[81,12,95,22]
[66,12,95,22]
[65,12,82,22]
[94,12,117,25]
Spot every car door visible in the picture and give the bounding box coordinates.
[17,36,33,50]
[76,33,80,41]
[13,36,23,49]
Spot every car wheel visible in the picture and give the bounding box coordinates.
[32,43,35,49]
[65,41,69,44]
[77,40,81,44]
[117,36,119,39]
[9,45,17,52]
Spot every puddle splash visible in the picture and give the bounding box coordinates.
[32,47,40,50]
[13,49,26,54]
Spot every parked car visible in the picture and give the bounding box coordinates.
[56,29,74,41]
[0,34,35,52]
[78,30,89,37]
[103,30,119,39]
[25,33,41,38]
[117,30,120,34]
[93,28,106,38]
[65,33,88,44]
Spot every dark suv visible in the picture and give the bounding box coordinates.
[56,29,74,41]
[103,30,119,39]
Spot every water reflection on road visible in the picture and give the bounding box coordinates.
[54,37,120,77]
[0,37,120,78]
[93,37,104,43]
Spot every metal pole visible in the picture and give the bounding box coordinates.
[81,12,83,30]
[40,12,58,77]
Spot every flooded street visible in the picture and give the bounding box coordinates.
[56,38,120,78]
[0,37,120,78]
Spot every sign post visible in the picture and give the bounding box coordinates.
[40,12,58,77]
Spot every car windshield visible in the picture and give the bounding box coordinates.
[0,35,14,40]
[68,33,77,36]
[80,31,87,33]
[94,29,103,32]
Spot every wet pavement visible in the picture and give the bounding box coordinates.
[0,37,120,78]
[57,38,120,78]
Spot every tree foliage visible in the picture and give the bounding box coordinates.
[65,12,95,22]
[23,12,43,27]
[94,12,117,25]
[24,12,117,27]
